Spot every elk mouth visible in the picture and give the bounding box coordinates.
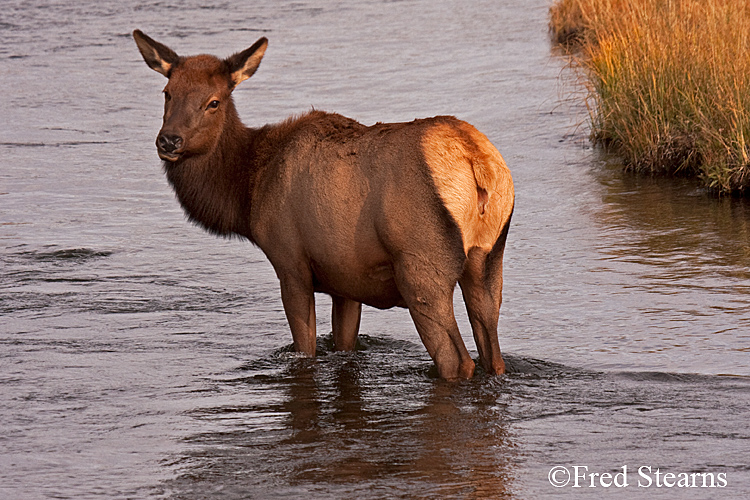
[158,150,182,162]
[156,133,184,162]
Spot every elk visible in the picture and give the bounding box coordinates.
[133,30,514,380]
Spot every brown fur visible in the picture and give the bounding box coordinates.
[133,30,514,379]
[421,120,514,253]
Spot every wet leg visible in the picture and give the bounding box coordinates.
[394,258,475,380]
[332,296,362,351]
[278,274,317,356]
[459,248,505,375]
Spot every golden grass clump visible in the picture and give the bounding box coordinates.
[550,0,750,193]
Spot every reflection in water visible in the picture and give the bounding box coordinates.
[161,349,750,499]
[590,158,750,344]
[502,150,750,374]
[594,157,750,278]
[165,339,516,499]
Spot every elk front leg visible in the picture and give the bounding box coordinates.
[279,275,317,355]
[332,295,361,351]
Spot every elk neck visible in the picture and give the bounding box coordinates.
[163,99,260,241]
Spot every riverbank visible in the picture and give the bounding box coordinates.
[549,0,750,194]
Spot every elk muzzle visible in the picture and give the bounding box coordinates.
[156,133,184,162]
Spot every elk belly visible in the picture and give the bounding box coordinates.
[310,259,404,310]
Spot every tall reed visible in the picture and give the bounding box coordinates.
[550,0,750,193]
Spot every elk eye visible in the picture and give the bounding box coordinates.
[164,91,171,102]
[207,100,220,110]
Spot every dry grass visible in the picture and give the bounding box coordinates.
[550,0,750,193]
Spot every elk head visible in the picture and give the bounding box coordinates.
[133,30,268,162]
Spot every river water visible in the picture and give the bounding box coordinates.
[2,0,749,498]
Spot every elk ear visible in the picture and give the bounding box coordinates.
[133,30,179,78]
[226,37,268,88]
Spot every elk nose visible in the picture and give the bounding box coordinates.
[157,133,183,154]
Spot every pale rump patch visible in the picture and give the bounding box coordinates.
[421,121,514,254]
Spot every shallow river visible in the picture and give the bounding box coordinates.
[2,0,749,498]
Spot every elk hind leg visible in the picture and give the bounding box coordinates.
[459,247,506,375]
[410,301,475,380]
[395,258,475,380]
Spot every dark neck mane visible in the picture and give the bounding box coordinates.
[164,101,256,240]
[162,106,340,243]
